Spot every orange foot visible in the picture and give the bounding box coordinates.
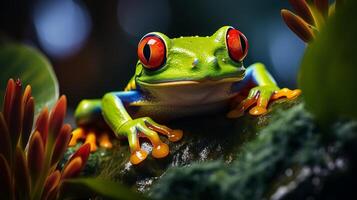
[69,128,113,152]
[227,88,301,118]
[117,117,183,165]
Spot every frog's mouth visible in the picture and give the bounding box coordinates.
[137,73,245,88]
[135,75,245,106]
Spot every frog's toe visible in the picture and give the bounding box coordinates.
[84,131,98,152]
[271,88,302,100]
[130,149,148,165]
[249,94,269,116]
[249,106,268,115]
[137,123,170,157]
[167,129,183,142]
[69,128,86,146]
[145,119,183,142]
[152,142,169,158]
[70,128,110,152]
[227,97,258,118]
[98,132,113,149]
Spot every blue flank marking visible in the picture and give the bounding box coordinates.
[112,90,143,104]
[231,66,258,93]
[92,106,102,115]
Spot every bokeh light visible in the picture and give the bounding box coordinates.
[33,0,91,59]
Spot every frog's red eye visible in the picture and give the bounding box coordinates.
[226,27,248,62]
[137,34,166,70]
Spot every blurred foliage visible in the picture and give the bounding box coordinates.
[149,103,357,200]
[62,178,149,200]
[0,44,58,114]
[299,0,357,121]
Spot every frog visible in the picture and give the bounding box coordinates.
[69,26,301,165]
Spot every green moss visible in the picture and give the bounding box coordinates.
[149,104,357,200]
[60,143,111,176]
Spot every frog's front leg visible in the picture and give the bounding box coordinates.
[102,91,183,165]
[227,63,301,118]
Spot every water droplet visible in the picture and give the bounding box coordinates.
[328,161,335,170]
[285,168,293,177]
[192,58,199,67]
[335,158,345,169]
[313,166,321,174]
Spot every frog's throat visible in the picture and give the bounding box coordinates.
[137,76,244,88]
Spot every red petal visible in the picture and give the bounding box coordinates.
[22,97,34,148]
[22,85,32,109]
[3,79,15,124]
[48,95,67,140]
[69,143,91,165]
[0,113,11,161]
[14,147,31,200]
[9,79,23,149]
[289,0,315,25]
[0,155,12,200]
[42,170,61,200]
[51,124,72,166]
[27,131,45,182]
[35,107,49,145]
[61,143,90,180]
[281,9,315,43]
[61,157,83,179]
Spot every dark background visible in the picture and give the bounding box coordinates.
[0,0,305,108]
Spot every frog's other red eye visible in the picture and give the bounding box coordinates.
[137,34,166,70]
[226,27,248,62]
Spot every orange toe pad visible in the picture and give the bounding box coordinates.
[168,129,183,142]
[249,106,268,116]
[272,88,302,100]
[152,143,169,158]
[130,149,148,165]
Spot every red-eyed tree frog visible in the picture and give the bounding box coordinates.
[69,26,301,165]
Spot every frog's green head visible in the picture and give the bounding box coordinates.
[135,26,248,88]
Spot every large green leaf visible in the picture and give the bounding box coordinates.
[299,0,357,121]
[0,44,59,114]
[62,178,149,200]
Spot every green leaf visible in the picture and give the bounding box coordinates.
[62,178,150,200]
[0,44,59,114]
[299,0,357,121]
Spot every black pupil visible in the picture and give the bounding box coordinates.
[143,43,151,62]
[239,34,246,52]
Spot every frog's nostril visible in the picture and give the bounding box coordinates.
[208,57,219,69]
[208,57,218,64]
[192,58,199,68]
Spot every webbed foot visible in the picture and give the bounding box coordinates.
[69,128,113,152]
[119,117,183,165]
[227,86,301,118]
